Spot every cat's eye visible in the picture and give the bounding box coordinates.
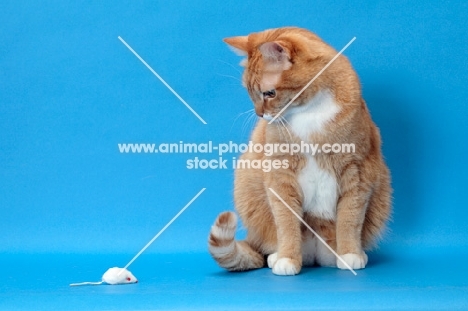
[263,89,276,99]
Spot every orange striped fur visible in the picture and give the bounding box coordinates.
[209,27,392,275]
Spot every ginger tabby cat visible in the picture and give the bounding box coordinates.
[209,27,392,275]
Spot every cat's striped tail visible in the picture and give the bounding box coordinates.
[208,211,265,271]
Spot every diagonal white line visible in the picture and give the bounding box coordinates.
[119,188,206,274]
[269,37,356,124]
[268,187,357,276]
[118,36,207,125]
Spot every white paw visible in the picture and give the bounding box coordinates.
[267,253,278,268]
[272,258,300,276]
[337,252,368,270]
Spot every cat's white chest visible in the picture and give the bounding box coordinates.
[286,90,340,140]
[286,89,340,219]
[297,154,338,220]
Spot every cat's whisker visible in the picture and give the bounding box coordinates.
[248,114,258,135]
[279,117,293,142]
[235,109,255,122]
[242,112,257,139]
[216,73,243,83]
[281,116,293,129]
[230,108,255,134]
[274,117,291,145]
[277,119,288,143]
[275,121,288,144]
[274,122,283,141]
[217,59,242,75]
[242,113,251,136]
[241,115,250,138]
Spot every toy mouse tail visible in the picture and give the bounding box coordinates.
[70,281,103,286]
[208,211,264,271]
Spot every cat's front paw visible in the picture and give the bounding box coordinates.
[337,252,368,270]
[272,258,301,276]
[267,253,278,268]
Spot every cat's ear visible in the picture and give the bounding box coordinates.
[224,36,249,56]
[259,42,290,62]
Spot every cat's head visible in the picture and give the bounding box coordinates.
[224,27,356,121]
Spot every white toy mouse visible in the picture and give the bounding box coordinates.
[70,267,138,286]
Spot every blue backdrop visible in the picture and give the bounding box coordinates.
[1,1,467,310]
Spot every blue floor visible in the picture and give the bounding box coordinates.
[2,247,467,310]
